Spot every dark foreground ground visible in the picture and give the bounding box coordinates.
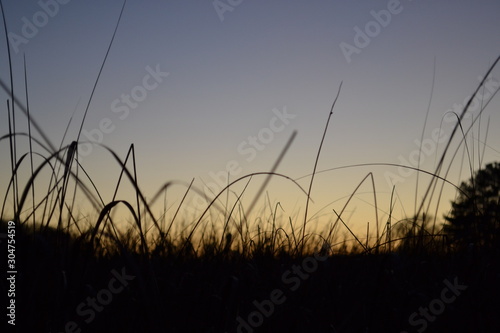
[3,221,500,333]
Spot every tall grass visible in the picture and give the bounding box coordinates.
[2,54,499,257]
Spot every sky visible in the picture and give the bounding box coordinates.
[1,0,500,242]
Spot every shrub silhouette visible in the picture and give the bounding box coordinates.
[444,162,500,250]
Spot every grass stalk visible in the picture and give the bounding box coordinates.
[302,82,342,253]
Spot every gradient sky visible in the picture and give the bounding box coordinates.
[1,0,500,241]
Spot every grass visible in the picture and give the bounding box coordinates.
[1,3,500,332]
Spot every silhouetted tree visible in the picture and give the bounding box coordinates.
[393,213,447,253]
[444,162,500,250]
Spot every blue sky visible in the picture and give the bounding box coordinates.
[1,0,500,239]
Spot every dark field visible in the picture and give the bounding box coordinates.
[4,218,500,333]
